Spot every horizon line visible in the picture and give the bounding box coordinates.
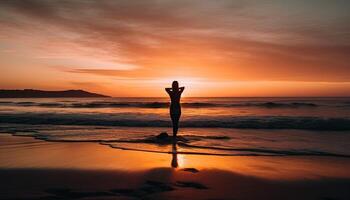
[1,89,349,98]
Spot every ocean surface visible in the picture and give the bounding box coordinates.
[0,97,349,157]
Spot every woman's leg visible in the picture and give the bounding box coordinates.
[173,120,178,137]
[171,114,180,137]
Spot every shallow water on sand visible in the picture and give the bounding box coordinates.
[1,124,350,157]
[1,134,350,181]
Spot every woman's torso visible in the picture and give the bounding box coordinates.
[170,92,181,114]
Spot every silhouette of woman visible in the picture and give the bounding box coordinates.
[165,81,185,138]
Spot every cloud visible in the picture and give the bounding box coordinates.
[66,68,130,77]
[0,0,349,82]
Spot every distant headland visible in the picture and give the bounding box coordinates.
[0,89,109,98]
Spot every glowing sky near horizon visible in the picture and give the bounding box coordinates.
[0,0,349,97]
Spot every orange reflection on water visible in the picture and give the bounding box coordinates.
[179,154,350,180]
[1,135,350,181]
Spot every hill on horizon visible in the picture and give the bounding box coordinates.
[0,89,109,98]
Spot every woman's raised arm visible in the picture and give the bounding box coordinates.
[179,87,185,92]
[165,88,172,94]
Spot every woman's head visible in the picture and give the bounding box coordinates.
[172,81,179,89]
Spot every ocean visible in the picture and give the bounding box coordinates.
[0,97,349,157]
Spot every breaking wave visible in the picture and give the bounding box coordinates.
[0,112,349,130]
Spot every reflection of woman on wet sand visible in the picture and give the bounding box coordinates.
[165,81,185,138]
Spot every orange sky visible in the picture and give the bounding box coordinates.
[0,0,349,97]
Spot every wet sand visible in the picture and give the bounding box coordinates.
[1,134,350,200]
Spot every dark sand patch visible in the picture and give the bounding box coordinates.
[1,168,350,200]
[175,181,208,189]
[44,188,115,199]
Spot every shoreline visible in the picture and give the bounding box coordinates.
[2,129,350,158]
[1,134,350,199]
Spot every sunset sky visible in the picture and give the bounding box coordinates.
[0,0,349,97]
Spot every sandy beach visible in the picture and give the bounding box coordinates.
[1,134,350,200]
